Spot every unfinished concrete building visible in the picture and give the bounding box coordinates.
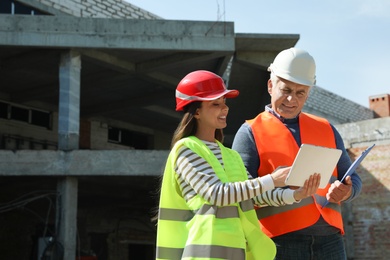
[1,0,389,259]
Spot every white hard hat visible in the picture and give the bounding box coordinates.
[268,47,316,87]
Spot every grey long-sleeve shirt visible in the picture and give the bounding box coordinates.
[232,106,362,235]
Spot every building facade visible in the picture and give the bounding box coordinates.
[0,0,389,259]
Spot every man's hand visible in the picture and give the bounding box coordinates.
[326,175,353,203]
[292,173,321,201]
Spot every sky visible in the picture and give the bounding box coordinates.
[126,0,390,108]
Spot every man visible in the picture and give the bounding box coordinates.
[232,47,362,260]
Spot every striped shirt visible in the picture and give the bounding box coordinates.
[175,140,296,207]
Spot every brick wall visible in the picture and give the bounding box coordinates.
[369,94,390,118]
[336,117,390,259]
[348,144,390,259]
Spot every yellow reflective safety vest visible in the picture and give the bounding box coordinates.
[156,136,276,260]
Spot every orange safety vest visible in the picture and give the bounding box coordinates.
[247,112,344,238]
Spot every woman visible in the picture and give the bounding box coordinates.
[155,70,319,260]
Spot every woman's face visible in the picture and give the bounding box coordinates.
[194,97,229,137]
[268,77,310,119]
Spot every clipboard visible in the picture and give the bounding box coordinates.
[285,144,342,189]
[321,143,375,208]
[339,143,375,182]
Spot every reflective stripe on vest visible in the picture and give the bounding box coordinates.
[158,201,254,259]
[156,136,276,260]
[158,245,245,260]
[247,112,344,238]
[159,200,255,221]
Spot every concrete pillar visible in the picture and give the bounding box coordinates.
[56,176,79,259]
[56,50,81,260]
[58,50,81,151]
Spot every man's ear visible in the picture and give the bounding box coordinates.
[267,79,273,95]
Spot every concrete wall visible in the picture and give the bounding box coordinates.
[335,117,390,148]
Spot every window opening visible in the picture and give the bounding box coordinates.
[108,127,151,149]
[0,100,52,129]
[0,0,49,15]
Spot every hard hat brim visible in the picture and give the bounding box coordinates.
[196,89,239,101]
[175,89,239,111]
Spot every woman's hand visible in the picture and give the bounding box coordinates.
[270,166,291,187]
[292,173,321,201]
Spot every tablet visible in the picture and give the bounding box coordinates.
[285,144,342,189]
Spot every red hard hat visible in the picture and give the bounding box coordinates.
[175,70,239,111]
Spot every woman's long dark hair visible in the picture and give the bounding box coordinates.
[151,101,224,223]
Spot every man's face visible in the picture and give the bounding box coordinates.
[268,76,310,119]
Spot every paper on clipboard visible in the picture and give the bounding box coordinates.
[285,144,342,189]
